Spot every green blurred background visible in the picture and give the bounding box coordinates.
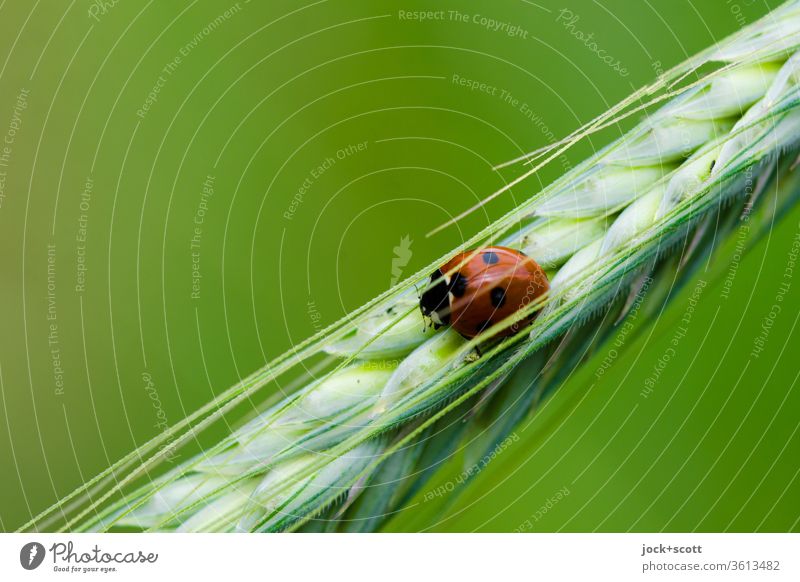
[0,0,797,532]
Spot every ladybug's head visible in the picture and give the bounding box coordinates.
[419,269,451,327]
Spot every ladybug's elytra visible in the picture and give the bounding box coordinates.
[420,246,550,339]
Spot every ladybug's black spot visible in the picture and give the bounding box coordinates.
[420,269,451,325]
[475,320,492,333]
[490,287,506,308]
[482,251,500,265]
[449,272,468,297]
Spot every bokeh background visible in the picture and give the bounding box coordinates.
[0,0,798,532]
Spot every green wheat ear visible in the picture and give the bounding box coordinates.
[21,0,800,533]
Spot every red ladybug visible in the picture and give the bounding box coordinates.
[420,246,549,339]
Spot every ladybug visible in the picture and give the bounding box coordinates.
[420,246,549,339]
